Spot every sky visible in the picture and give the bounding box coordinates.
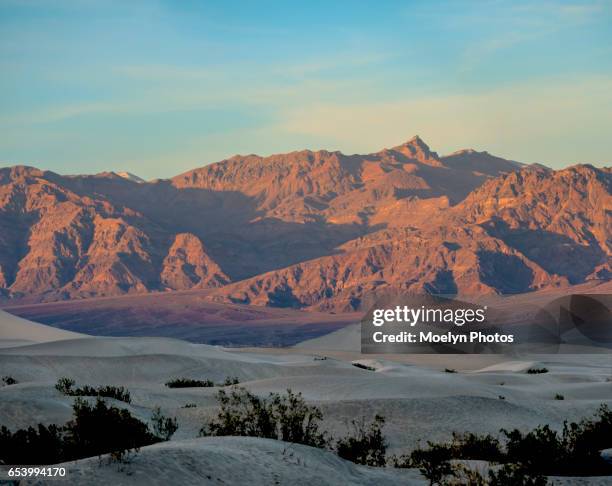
[1,0,611,179]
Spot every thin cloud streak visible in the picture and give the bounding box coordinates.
[277,75,612,166]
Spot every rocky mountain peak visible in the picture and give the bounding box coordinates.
[390,136,443,166]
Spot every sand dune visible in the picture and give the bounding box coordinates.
[295,323,360,352]
[2,317,612,483]
[0,309,84,348]
[30,436,421,485]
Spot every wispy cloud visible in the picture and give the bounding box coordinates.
[276,75,612,166]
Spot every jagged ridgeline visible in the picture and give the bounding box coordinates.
[0,137,610,310]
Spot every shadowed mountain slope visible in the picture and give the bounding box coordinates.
[0,138,608,307]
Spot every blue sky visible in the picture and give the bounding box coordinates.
[1,0,611,179]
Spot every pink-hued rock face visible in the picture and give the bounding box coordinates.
[0,137,609,309]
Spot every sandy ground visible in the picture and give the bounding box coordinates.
[0,309,84,348]
[22,437,424,485]
[1,312,612,484]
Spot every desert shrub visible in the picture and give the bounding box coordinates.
[487,464,547,485]
[55,377,75,394]
[558,404,612,475]
[395,442,454,486]
[182,403,197,408]
[54,378,131,403]
[0,398,161,465]
[165,378,214,388]
[526,368,548,374]
[0,423,65,465]
[87,385,131,403]
[446,463,548,486]
[2,375,17,386]
[395,433,501,484]
[352,362,376,371]
[444,464,487,486]
[335,415,387,467]
[396,446,548,485]
[554,394,564,400]
[501,425,564,473]
[64,398,158,460]
[203,387,277,439]
[272,389,328,448]
[502,405,612,475]
[166,376,239,388]
[449,431,503,462]
[394,405,612,481]
[201,387,328,448]
[395,404,612,480]
[150,407,178,441]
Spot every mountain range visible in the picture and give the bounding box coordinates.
[0,136,610,311]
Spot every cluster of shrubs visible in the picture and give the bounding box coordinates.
[200,388,612,483]
[201,388,328,448]
[5,376,611,483]
[502,404,612,476]
[55,377,131,403]
[0,398,177,465]
[393,405,612,484]
[336,415,387,466]
[392,433,542,485]
[165,376,240,388]
[2,375,17,386]
[200,387,386,465]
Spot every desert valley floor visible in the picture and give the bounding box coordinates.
[1,309,612,485]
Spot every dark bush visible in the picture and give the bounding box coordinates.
[449,431,503,462]
[395,442,454,486]
[554,394,564,400]
[2,375,17,386]
[502,425,564,474]
[447,463,548,485]
[150,407,178,441]
[203,387,277,439]
[526,368,549,374]
[352,362,376,371]
[559,404,612,475]
[395,405,612,481]
[55,377,75,394]
[165,378,214,388]
[272,389,327,448]
[165,376,239,388]
[335,415,387,467]
[55,378,131,403]
[487,464,548,485]
[395,404,612,481]
[64,398,158,460]
[396,443,548,486]
[0,423,65,465]
[201,387,327,448]
[446,464,487,485]
[0,398,161,465]
[89,385,131,403]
